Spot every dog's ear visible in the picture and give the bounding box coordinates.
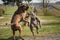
[16,1,22,7]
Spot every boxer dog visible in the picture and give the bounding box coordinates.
[11,2,29,40]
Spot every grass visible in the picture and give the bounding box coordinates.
[38,16,60,20]
[0,5,17,15]
[0,15,11,24]
[0,15,60,39]
[0,24,60,39]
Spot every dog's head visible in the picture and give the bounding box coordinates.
[17,3,29,11]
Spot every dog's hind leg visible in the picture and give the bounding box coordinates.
[19,30,24,40]
[33,23,39,34]
[30,24,34,37]
[35,25,39,34]
[18,25,24,40]
[12,31,16,40]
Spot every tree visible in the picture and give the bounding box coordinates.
[2,0,31,5]
[25,0,31,2]
[42,0,50,16]
[43,0,44,8]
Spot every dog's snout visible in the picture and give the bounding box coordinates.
[26,4,29,8]
[25,4,29,10]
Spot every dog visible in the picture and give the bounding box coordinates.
[27,12,41,37]
[11,2,29,40]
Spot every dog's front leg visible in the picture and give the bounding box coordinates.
[23,19,29,26]
[36,17,41,28]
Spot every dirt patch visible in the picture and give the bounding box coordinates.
[23,34,60,40]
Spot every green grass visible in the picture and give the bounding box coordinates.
[0,5,17,15]
[0,24,60,39]
[0,15,11,24]
[38,16,60,20]
[0,15,60,38]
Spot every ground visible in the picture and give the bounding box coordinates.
[0,19,60,40]
[0,34,60,40]
[23,34,60,40]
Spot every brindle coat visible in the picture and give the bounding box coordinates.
[11,3,29,40]
[28,12,41,37]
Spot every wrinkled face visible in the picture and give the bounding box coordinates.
[18,3,29,11]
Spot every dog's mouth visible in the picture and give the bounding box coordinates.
[25,4,29,10]
[21,5,29,10]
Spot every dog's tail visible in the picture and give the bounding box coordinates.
[5,23,15,26]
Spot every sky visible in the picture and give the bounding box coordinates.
[0,0,3,4]
[0,0,60,4]
[30,0,60,3]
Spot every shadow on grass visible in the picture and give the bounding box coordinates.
[0,36,19,40]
